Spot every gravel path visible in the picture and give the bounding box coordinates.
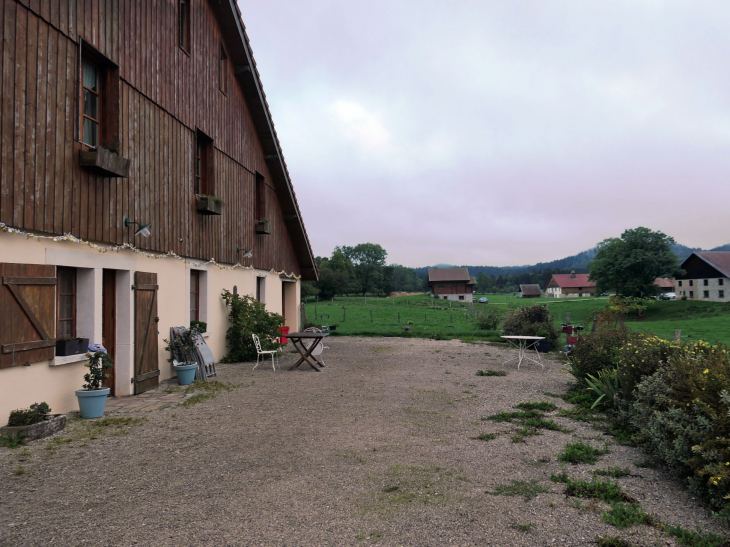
[1,337,727,546]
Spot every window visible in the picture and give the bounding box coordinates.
[689,280,694,286]
[81,60,100,147]
[704,279,709,286]
[690,291,694,298]
[256,277,265,303]
[219,42,227,94]
[459,295,464,301]
[57,267,77,339]
[720,279,724,286]
[438,285,444,289]
[190,270,200,322]
[179,0,190,52]
[704,291,710,299]
[255,172,266,220]
[678,280,682,287]
[720,290,725,298]
[194,131,213,195]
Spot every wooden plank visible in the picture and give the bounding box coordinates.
[43,27,57,233]
[121,82,128,244]
[53,35,67,235]
[62,39,76,234]
[5,283,51,340]
[39,0,49,22]
[1,339,56,353]
[2,276,56,285]
[67,0,75,41]
[49,0,58,28]
[23,12,38,231]
[12,6,28,229]
[99,0,105,58]
[59,0,67,35]
[33,19,47,232]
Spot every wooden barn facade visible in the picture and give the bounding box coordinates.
[0,0,317,419]
[428,267,475,302]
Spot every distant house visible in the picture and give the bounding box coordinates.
[519,284,542,298]
[675,252,730,302]
[545,271,596,298]
[654,278,675,294]
[428,268,476,302]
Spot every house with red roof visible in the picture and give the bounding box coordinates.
[545,271,596,298]
[675,252,730,302]
[428,268,476,302]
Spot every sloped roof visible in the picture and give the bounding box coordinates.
[428,267,471,282]
[469,277,476,285]
[550,273,595,288]
[690,252,730,278]
[654,278,675,289]
[215,1,318,280]
[520,284,542,296]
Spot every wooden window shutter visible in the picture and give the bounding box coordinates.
[0,263,57,368]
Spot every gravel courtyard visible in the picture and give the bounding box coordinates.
[1,337,727,547]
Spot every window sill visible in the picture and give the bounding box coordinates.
[51,354,88,367]
[79,146,130,178]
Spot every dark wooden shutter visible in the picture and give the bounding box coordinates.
[0,263,57,368]
[134,271,159,394]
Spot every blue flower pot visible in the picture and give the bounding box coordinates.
[75,388,110,419]
[174,364,198,386]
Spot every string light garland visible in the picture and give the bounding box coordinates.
[0,222,300,279]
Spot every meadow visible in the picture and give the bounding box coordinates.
[304,293,730,345]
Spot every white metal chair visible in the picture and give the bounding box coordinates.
[252,333,278,371]
[303,327,329,366]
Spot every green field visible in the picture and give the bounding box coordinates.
[304,294,730,345]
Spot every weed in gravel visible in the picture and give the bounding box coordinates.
[371,346,392,353]
[45,416,146,449]
[356,531,383,542]
[593,467,632,478]
[513,523,533,532]
[558,407,605,423]
[444,371,452,374]
[0,432,25,449]
[596,535,634,547]
[522,417,570,432]
[663,524,727,547]
[184,380,237,395]
[476,432,496,441]
[633,459,659,469]
[601,503,653,529]
[551,474,634,504]
[558,441,609,464]
[524,455,552,466]
[476,370,506,376]
[484,410,542,423]
[514,401,558,412]
[17,448,31,461]
[487,479,550,501]
[13,466,26,475]
[366,465,451,513]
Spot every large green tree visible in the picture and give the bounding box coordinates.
[336,243,388,296]
[588,227,682,297]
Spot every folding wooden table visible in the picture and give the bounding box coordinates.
[286,332,330,372]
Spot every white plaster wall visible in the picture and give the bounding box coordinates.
[676,278,729,302]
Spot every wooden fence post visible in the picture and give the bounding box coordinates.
[370,309,373,323]
[398,311,401,323]
[343,306,346,322]
[591,316,598,332]
[674,330,681,341]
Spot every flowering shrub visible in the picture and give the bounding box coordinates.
[501,304,559,343]
[568,327,632,384]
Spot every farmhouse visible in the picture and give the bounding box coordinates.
[545,271,596,298]
[675,252,730,302]
[428,268,475,302]
[654,278,675,294]
[519,284,542,298]
[0,0,317,420]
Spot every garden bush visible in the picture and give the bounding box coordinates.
[221,290,284,362]
[7,402,51,427]
[501,304,559,343]
[475,309,500,331]
[568,327,631,384]
[629,344,730,520]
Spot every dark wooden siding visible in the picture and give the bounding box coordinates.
[0,0,302,275]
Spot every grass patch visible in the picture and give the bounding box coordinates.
[13,466,26,475]
[180,380,238,407]
[557,407,604,423]
[593,467,632,478]
[487,479,550,501]
[476,370,506,376]
[483,410,542,423]
[633,459,659,469]
[558,441,609,464]
[45,416,146,450]
[551,473,634,504]
[476,432,496,442]
[663,524,727,547]
[602,503,653,529]
[513,523,533,532]
[365,465,453,513]
[514,401,558,411]
[0,432,25,449]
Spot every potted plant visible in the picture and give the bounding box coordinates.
[190,320,207,333]
[0,402,67,442]
[75,351,114,419]
[195,194,223,216]
[163,326,200,386]
[56,337,79,356]
[535,328,553,353]
[76,337,90,354]
[255,217,271,234]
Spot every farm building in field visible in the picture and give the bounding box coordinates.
[545,271,596,298]
[654,278,675,294]
[519,284,542,298]
[428,268,476,302]
[675,252,730,302]
[0,0,317,421]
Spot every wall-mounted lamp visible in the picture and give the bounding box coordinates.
[124,218,151,238]
[236,247,253,258]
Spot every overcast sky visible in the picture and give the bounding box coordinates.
[239,1,730,268]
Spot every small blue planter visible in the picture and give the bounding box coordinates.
[75,388,110,419]
[174,363,198,386]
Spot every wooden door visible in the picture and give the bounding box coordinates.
[102,270,117,395]
[0,263,57,368]
[134,271,159,394]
